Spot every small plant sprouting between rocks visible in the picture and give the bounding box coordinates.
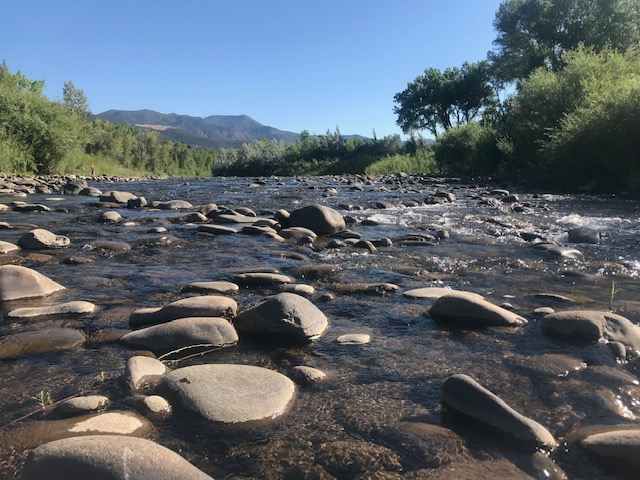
[31,390,53,409]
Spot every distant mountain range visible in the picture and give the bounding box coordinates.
[95,109,303,148]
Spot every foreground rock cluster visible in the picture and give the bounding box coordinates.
[1,173,640,479]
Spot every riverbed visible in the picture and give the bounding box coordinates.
[1,175,640,479]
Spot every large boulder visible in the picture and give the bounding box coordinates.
[579,427,640,475]
[542,310,640,353]
[122,317,238,352]
[0,328,85,360]
[127,355,167,392]
[235,292,328,341]
[286,204,346,235]
[442,374,557,449]
[0,265,65,301]
[99,191,137,204]
[429,293,527,327]
[164,364,295,426]
[18,229,70,249]
[129,295,238,327]
[21,435,213,480]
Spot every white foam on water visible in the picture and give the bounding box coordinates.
[556,213,632,230]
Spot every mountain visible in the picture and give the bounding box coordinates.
[94,109,300,148]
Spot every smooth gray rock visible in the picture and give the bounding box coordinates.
[127,355,167,392]
[543,310,640,353]
[181,281,239,295]
[122,317,238,352]
[235,272,293,286]
[0,328,85,360]
[286,204,346,235]
[336,333,371,345]
[54,395,110,417]
[129,295,238,327]
[165,364,295,426]
[153,199,193,210]
[280,283,315,296]
[21,435,213,480]
[429,293,527,327]
[132,395,173,421]
[7,301,96,319]
[0,240,19,254]
[235,292,328,341]
[403,287,484,301]
[442,374,557,449]
[197,224,238,235]
[291,365,327,384]
[100,210,122,223]
[100,191,137,204]
[580,428,640,474]
[18,228,70,249]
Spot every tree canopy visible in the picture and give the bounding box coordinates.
[489,0,640,82]
[393,62,496,137]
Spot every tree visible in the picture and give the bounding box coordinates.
[489,0,640,82]
[394,62,496,137]
[63,80,89,115]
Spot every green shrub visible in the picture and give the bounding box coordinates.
[433,123,500,176]
[365,150,436,175]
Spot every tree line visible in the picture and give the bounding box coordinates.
[394,0,640,191]
[0,65,215,176]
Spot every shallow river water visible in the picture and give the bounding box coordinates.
[1,175,640,479]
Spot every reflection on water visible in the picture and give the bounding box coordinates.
[1,176,640,478]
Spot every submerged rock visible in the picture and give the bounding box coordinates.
[129,295,238,327]
[429,293,527,327]
[286,204,346,235]
[235,292,328,341]
[336,333,371,345]
[403,287,483,301]
[18,228,70,249]
[54,395,110,418]
[316,440,402,476]
[579,427,640,475]
[442,374,557,449]
[122,317,238,352]
[21,435,212,480]
[7,301,96,319]
[291,365,327,384]
[164,364,295,426]
[0,328,85,360]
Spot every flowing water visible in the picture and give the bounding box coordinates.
[1,176,640,479]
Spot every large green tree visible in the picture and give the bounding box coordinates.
[63,80,89,115]
[393,62,496,137]
[490,0,640,82]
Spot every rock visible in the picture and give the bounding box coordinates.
[579,427,640,474]
[379,422,463,468]
[18,229,70,249]
[7,301,96,319]
[291,365,327,384]
[568,226,600,244]
[122,317,238,352]
[179,212,208,223]
[542,310,640,353]
[197,224,238,235]
[429,293,527,327]
[164,364,295,426]
[505,353,587,378]
[212,213,262,224]
[13,203,51,212]
[127,355,167,392]
[280,227,318,240]
[286,204,346,235]
[534,243,583,259]
[0,240,19,254]
[181,281,240,295]
[153,199,193,210]
[0,328,85,360]
[54,395,110,417]
[280,283,315,296]
[442,374,557,449]
[316,440,402,476]
[90,240,132,253]
[130,295,238,327]
[403,287,484,301]
[235,272,294,286]
[333,283,399,295]
[78,186,102,197]
[530,292,576,304]
[21,435,212,480]
[132,395,173,421]
[1,411,153,451]
[235,293,328,341]
[127,196,148,208]
[99,210,122,223]
[534,307,555,315]
[100,191,137,204]
[336,333,371,345]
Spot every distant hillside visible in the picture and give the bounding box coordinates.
[94,109,299,148]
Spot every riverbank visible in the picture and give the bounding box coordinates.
[1,175,640,478]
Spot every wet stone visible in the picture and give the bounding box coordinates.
[164,364,295,426]
[7,300,97,319]
[291,365,327,384]
[337,333,371,345]
[21,435,213,480]
[181,280,240,295]
[129,295,238,327]
[429,293,527,327]
[53,395,110,418]
[127,355,167,392]
[316,440,402,476]
[18,228,70,249]
[0,328,85,360]
[285,204,346,235]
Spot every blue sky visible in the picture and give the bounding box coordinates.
[2,1,503,136]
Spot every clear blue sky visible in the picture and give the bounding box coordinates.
[2,1,503,136]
